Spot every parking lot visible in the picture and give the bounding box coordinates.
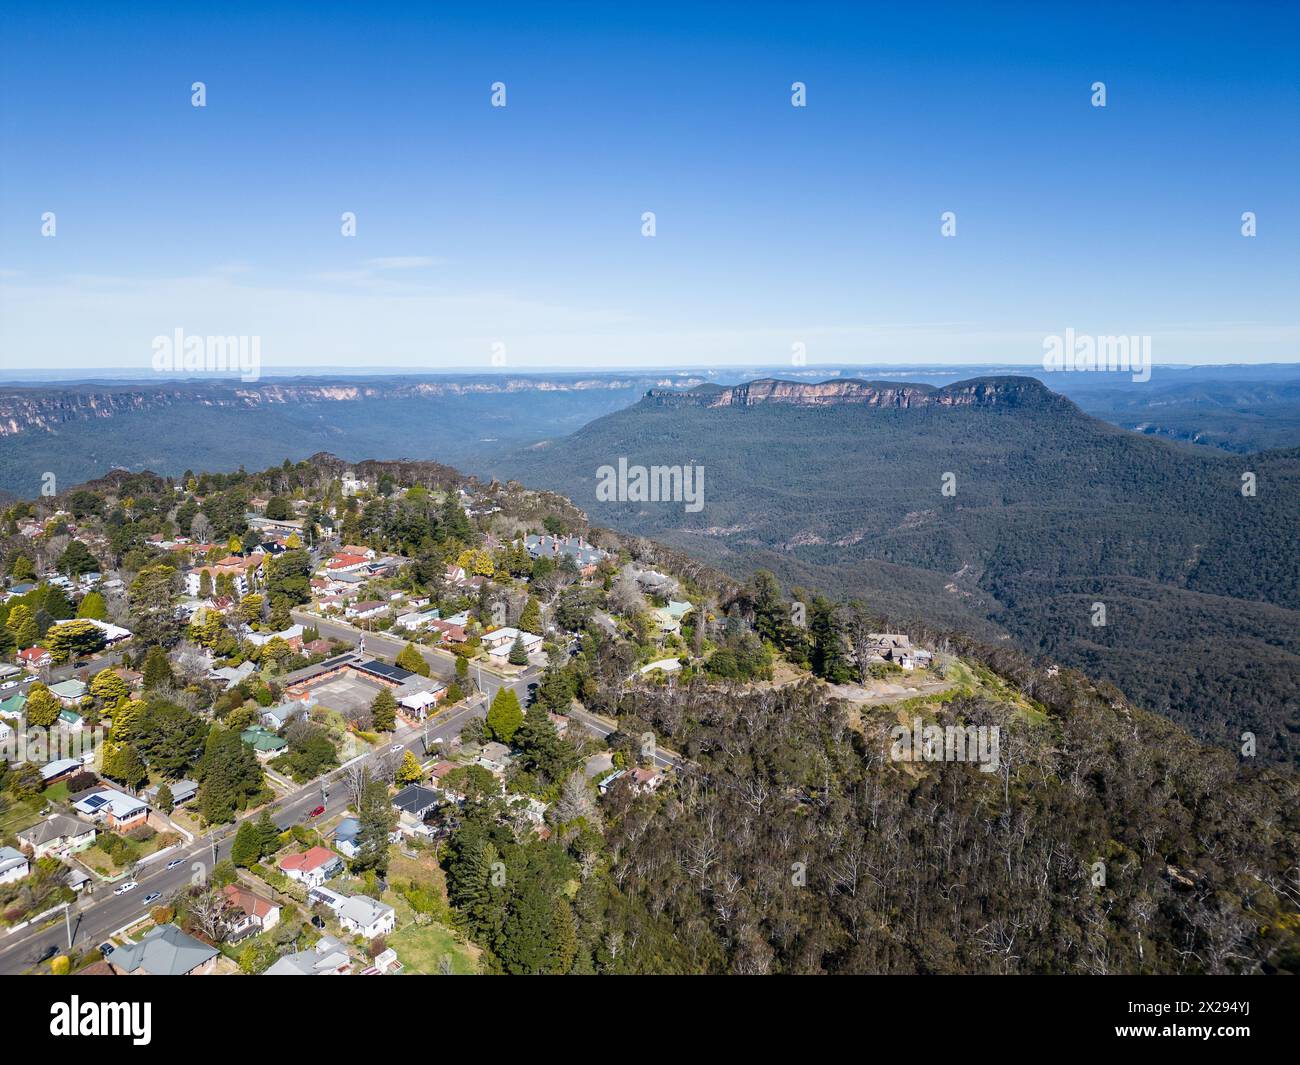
[301,675,386,719]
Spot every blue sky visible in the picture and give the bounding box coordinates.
[1,1,1296,373]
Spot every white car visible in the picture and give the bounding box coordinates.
[113,881,139,896]
[389,743,404,753]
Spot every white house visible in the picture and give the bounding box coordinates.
[264,934,352,976]
[345,600,388,621]
[261,702,304,730]
[326,552,371,574]
[639,657,683,676]
[223,884,281,935]
[185,557,261,598]
[396,611,437,631]
[340,473,369,497]
[244,624,304,648]
[17,814,96,859]
[279,846,343,887]
[73,788,149,832]
[83,618,133,645]
[337,895,396,939]
[482,627,543,661]
[0,846,30,884]
[397,686,445,721]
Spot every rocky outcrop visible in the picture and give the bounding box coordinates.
[644,376,1066,410]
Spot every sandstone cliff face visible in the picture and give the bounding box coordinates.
[0,374,709,437]
[0,373,1062,437]
[644,376,1063,410]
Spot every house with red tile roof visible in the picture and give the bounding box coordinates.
[223,883,281,934]
[279,846,343,887]
[17,646,51,671]
[428,619,468,644]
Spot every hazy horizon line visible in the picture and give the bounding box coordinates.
[2,359,1299,384]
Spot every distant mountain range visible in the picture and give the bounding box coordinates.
[491,375,1300,768]
[2,364,1298,499]
[0,373,706,497]
[4,366,1298,764]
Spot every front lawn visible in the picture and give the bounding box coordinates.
[0,797,45,835]
[77,829,181,877]
[41,781,71,804]
[387,922,479,974]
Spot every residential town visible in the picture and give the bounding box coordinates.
[0,457,944,975]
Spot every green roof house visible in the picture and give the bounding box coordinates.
[49,679,88,705]
[240,725,288,758]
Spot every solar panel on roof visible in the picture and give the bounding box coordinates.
[359,660,413,681]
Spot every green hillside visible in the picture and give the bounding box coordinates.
[495,377,1300,767]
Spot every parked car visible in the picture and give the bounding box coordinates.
[113,881,139,895]
[309,805,325,817]
[35,944,58,963]
[97,941,115,956]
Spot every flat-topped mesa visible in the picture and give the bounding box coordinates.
[643,376,1064,410]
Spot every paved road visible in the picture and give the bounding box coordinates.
[48,650,125,684]
[567,707,685,771]
[0,697,486,974]
[1,650,126,703]
[0,617,670,972]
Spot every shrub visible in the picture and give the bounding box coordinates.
[65,770,99,793]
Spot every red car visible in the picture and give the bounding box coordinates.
[308,805,325,818]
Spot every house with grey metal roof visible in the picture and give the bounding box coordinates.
[337,894,396,939]
[210,660,257,689]
[107,923,219,976]
[524,534,608,570]
[260,702,304,730]
[17,813,97,858]
[143,779,198,806]
[264,934,352,975]
[0,845,30,884]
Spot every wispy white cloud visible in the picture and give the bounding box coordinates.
[1,269,1295,371]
